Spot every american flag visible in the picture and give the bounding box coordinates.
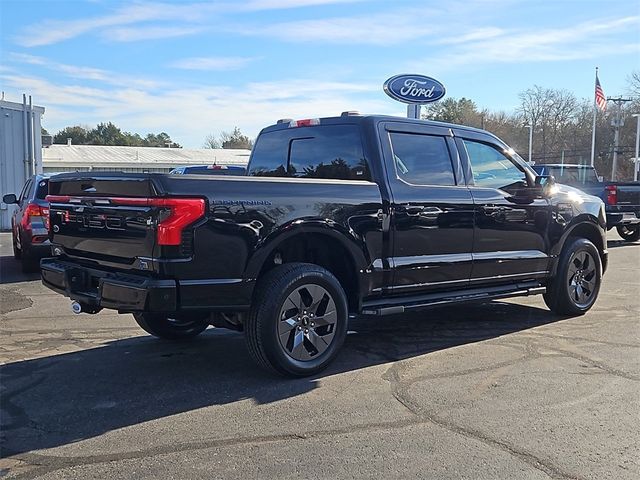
[595,75,606,111]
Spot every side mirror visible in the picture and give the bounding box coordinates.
[2,193,17,205]
[534,174,555,188]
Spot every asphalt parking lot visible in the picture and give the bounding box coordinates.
[0,231,638,479]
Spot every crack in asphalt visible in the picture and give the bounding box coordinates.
[4,417,427,479]
[383,358,584,480]
[527,332,640,349]
[542,346,640,382]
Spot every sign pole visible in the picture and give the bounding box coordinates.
[407,104,420,119]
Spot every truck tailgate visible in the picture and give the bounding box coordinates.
[615,183,640,206]
[47,174,204,271]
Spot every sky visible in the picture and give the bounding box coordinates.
[0,0,638,147]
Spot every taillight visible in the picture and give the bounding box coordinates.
[152,198,205,246]
[44,196,205,245]
[21,203,49,229]
[605,185,617,205]
[42,206,50,230]
[106,198,205,245]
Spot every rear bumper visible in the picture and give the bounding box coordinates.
[25,242,52,257]
[40,258,252,312]
[606,210,640,228]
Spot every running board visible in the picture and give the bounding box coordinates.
[361,283,546,316]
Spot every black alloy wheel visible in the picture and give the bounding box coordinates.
[245,263,348,377]
[543,238,602,315]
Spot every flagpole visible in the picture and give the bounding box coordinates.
[590,67,598,167]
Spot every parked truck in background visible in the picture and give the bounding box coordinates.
[531,164,640,242]
[41,114,608,376]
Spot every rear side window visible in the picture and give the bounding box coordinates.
[389,132,456,186]
[248,132,289,177]
[249,125,370,181]
[288,126,369,180]
[35,179,49,200]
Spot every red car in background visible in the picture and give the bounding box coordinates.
[3,174,54,272]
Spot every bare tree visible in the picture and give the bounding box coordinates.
[518,86,579,162]
[203,134,221,149]
[203,127,253,150]
[627,71,640,98]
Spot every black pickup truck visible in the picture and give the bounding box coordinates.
[41,114,608,376]
[531,164,640,242]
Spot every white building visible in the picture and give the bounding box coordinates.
[42,143,251,174]
[0,98,45,230]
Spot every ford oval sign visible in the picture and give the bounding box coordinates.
[383,74,446,104]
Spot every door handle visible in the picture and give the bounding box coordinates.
[482,205,504,214]
[421,206,443,217]
[404,205,425,215]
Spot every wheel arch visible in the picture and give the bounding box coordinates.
[245,224,368,313]
[551,217,607,275]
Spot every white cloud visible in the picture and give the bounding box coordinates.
[436,27,505,45]
[104,25,206,42]
[13,0,367,47]
[0,72,396,146]
[418,15,640,71]
[239,11,441,45]
[9,53,162,89]
[14,2,219,47]
[170,56,257,71]
[240,0,366,10]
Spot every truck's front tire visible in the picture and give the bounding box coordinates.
[133,313,209,340]
[543,238,602,316]
[245,263,348,377]
[616,225,640,242]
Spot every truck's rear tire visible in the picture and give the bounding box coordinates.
[616,225,640,242]
[543,238,602,316]
[133,313,209,340]
[245,263,348,377]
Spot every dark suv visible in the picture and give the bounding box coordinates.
[3,174,55,272]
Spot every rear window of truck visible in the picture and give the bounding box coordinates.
[249,125,370,181]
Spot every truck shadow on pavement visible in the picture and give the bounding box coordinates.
[1,301,566,459]
[606,239,640,249]
[0,255,40,285]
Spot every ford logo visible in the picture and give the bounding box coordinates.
[383,74,446,104]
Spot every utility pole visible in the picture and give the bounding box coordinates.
[609,96,632,181]
[633,113,640,182]
[524,124,533,163]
